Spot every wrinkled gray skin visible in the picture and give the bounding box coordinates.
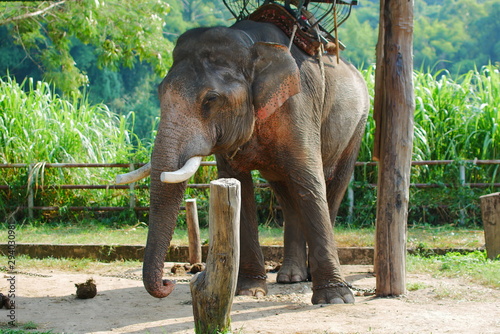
[143,20,369,304]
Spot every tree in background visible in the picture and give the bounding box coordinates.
[341,0,499,74]
[1,0,235,139]
[0,0,172,94]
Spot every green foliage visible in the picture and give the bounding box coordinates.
[0,0,234,141]
[0,0,172,95]
[412,66,500,161]
[340,0,379,67]
[0,77,151,221]
[0,77,146,163]
[0,328,53,334]
[408,251,500,288]
[162,0,232,42]
[342,0,499,74]
[339,65,499,228]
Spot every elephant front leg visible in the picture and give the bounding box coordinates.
[308,240,355,304]
[236,172,268,296]
[270,181,308,283]
[217,160,267,297]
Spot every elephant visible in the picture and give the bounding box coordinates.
[117,19,369,304]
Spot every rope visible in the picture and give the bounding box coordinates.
[288,24,298,50]
[315,26,327,113]
[333,3,340,64]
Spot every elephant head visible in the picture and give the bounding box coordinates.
[140,27,301,298]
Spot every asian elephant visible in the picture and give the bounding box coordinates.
[118,19,369,304]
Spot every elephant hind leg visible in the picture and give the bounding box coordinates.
[325,120,366,225]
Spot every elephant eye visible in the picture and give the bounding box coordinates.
[201,91,222,118]
[203,91,220,105]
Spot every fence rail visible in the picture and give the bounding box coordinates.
[1,160,499,217]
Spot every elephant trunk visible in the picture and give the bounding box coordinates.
[142,151,189,298]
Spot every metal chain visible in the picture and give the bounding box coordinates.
[0,267,51,278]
[313,280,376,296]
[102,274,193,284]
[238,273,268,280]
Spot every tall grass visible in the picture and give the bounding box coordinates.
[358,64,499,163]
[0,77,151,163]
[0,77,152,221]
[413,66,499,161]
[345,64,500,227]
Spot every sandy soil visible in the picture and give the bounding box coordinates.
[3,263,499,334]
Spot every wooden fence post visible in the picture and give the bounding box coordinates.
[459,164,466,225]
[480,192,500,260]
[185,198,202,264]
[190,178,240,334]
[373,0,414,296]
[27,164,34,219]
[128,163,136,210]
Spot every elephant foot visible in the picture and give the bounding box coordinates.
[276,263,308,284]
[311,281,355,304]
[236,273,268,297]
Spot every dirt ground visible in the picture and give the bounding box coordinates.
[3,263,499,334]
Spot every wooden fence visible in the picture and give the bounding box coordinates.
[1,160,499,219]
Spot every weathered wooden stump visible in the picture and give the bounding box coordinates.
[185,199,202,264]
[480,192,500,260]
[190,178,241,334]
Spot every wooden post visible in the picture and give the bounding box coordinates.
[480,192,500,260]
[185,198,202,264]
[373,0,415,296]
[128,163,136,210]
[190,178,241,334]
[459,164,466,225]
[27,164,34,219]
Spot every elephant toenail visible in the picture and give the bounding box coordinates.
[238,290,253,296]
[344,294,355,304]
[330,297,344,304]
[277,275,291,283]
[255,290,265,297]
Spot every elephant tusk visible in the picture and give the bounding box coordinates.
[115,162,151,185]
[161,156,202,183]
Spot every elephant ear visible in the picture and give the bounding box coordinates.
[251,42,301,120]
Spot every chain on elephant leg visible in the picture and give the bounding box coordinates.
[308,246,355,304]
[236,272,268,297]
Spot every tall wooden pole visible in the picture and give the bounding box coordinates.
[185,199,202,264]
[373,0,415,296]
[190,179,240,334]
